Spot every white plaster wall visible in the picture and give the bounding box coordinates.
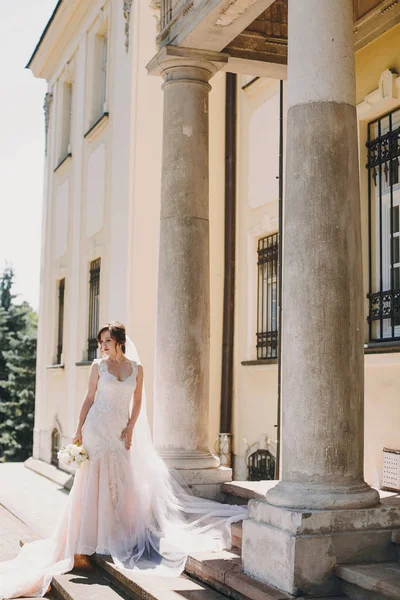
[54,180,69,259]
[86,144,105,238]
[365,354,400,487]
[248,93,279,209]
[33,0,152,455]
[125,0,163,433]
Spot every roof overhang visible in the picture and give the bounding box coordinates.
[26,0,64,70]
[26,0,92,80]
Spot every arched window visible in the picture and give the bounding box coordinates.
[51,428,61,466]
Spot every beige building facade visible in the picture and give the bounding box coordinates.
[29,0,400,488]
[29,1,400,594]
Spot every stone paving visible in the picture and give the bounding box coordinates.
[0,462,68,541]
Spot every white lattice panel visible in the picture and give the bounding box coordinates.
[382,448,400,492]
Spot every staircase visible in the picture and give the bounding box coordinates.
[334,531,400,600]
[6,480,400,600]
[6,502,296,600]
[223,483,400,600]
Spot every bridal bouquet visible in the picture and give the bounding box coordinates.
[57,442,89,469]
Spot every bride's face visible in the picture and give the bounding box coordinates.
[99,330,117,356]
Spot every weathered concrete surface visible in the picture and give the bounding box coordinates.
[25,456,74,489]
[266,0,378,513]
[222,480,278,502]
[151,51,225,472]
[243,498,400,597]
[249,495,400,534]
[336,563,400,600]
[0,504,40,562]
[0,462,67,538]
[286,0,355,108]
[266,99,379,512]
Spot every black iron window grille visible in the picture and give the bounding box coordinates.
[247,449,276,481]
[51,428,60,466]
[366,107,400,343]
[256,233,279,359]
[56,278,65,365]
[87,258,101,361]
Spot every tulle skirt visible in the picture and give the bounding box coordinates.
[0,437,247,599]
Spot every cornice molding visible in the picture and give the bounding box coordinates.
[146,45,229,76]
[27,0,93,80]
[357,68,400,120]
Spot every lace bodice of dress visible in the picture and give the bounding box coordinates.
[93,356,138,411]
[82,357,138,460]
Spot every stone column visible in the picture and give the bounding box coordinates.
[146,48,228,471]
[266,0,379,511]
[242,3,391,595]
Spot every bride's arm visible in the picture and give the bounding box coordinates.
[121,365,144,449]
[72,362,99,444]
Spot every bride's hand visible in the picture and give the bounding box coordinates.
[73,429,82,445]
[120,424,133,450]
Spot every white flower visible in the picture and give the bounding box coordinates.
[69,444,81,457]
[58,449,72,466]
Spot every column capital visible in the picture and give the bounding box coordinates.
[146,45,229,82]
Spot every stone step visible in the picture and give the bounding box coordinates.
[185,547,295,600]
[2,506,127,600]
[24,457,74,491]
[335,562,400,600]
[231,520,243,548]
[92,553,228,599]
[7,500,338,600]
[0,503,41,559]
[221,481,278,506]
[392,531,400,546]
[51,568,133,600]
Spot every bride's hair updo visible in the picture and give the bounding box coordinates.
[97,321,126,354]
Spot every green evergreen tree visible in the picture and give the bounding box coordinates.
[0,266,38,462]
[0,266,16,393]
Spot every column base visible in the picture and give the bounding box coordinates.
[157,448,221,470]
[170,465,233,501]
[243,498,400,597]
[267,480,380,510]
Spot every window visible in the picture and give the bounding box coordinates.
[366,107,400,343]
[87,258,101,361]
[92,32,108,123]
[56,278,65,364]
[51,428,61,466]
[100,34,108,114]
[85,7,110,132]
[256,234,279,359]
[59,81,72,160]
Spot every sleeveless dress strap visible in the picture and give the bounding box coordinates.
[129,359,138,379]
[93,357,106,374]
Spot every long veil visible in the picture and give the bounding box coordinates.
[109,335,247,575]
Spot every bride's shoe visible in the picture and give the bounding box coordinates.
[73,554,93,569]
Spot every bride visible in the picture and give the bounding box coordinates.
[0,321,247,599]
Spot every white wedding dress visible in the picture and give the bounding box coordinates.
[0,356,247,599]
